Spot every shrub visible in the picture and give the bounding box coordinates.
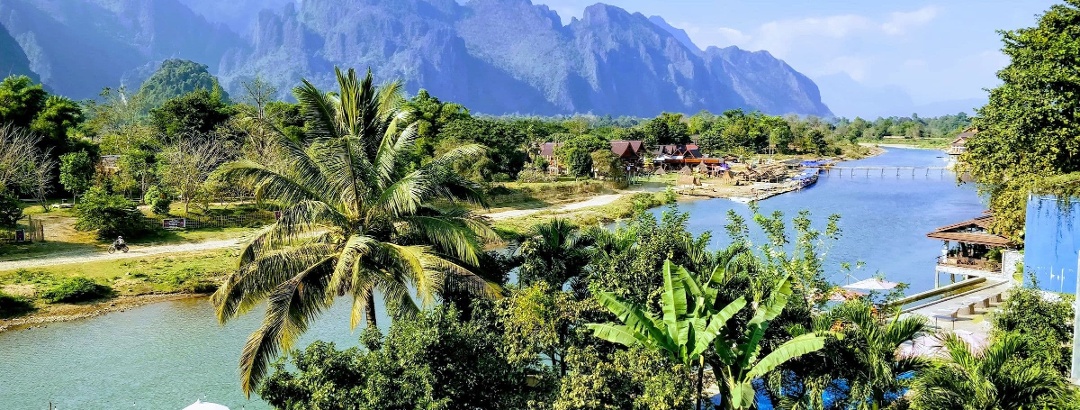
[143,185,172,216]
[0,290,34,318]
[0,190,23,228]
[75,187,153,240]
[39,277,113,303]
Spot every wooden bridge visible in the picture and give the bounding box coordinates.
[820,166,952,178]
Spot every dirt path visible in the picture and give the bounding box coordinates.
[0,238,245,271]
[485,194,624,220]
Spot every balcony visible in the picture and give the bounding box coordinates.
[937,255,1001,272]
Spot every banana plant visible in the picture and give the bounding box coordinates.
[711,274,828,410]
[588,260,746,410]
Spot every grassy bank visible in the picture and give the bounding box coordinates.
[0,249,235,318]
[858,137,951,149]
[493,190,675,239]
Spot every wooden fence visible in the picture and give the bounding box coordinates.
[1,216,45,243]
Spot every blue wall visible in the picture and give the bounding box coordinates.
[1024,195,1080,294]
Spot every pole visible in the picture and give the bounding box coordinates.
[1071,254,1080,382]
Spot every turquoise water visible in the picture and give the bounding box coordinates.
[0,148,980,409]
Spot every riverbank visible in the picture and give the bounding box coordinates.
[0,293,206,332]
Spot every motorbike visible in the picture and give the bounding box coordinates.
[108,243,130,254]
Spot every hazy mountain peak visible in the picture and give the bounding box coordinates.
[648,15,702,56]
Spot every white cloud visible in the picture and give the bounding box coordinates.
[713,27,752,46]
[882,6,940,35]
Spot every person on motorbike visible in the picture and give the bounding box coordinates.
[114,236,126,248]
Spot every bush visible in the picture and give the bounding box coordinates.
[39,277,113,303]
[0,190,23,228]
[143,185,172,216]
[0,290,34,318]
[75,187,153,240]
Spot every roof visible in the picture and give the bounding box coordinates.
[926,214,1013,247]
[610,140,642,159]
[539,142,559,157]
[655,144,702,159]
[952,129,976,146]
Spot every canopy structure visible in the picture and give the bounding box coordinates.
[926,214,1013,248]
[843,278,899,291]
[182,400,229,410]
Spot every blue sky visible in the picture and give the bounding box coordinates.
[539,0,1059,113]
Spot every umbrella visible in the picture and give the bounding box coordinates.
[182,400,229,410]
[843,278,899,291]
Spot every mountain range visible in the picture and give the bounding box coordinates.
[0,0,833,117]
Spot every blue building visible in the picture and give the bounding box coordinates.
[1022,194,1080,381]
[1023,195,1080,294]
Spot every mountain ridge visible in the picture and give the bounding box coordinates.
[1,0,833,117]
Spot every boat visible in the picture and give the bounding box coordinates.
[791,171,819,190]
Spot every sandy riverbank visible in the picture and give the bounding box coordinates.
[0,293,207,333]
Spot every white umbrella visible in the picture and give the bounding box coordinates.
[182,400,229,410]
[843,278,899,291]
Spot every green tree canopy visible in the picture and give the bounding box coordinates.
[962,1,1080,240]
[136,59,230,111]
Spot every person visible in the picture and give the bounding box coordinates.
[114,236,125,248]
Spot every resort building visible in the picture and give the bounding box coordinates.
[538,140,645,175]
[947,129,975,157]
[926,213,1021,288]
[653,143,726,172]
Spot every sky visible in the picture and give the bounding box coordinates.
[537,0,1060,115]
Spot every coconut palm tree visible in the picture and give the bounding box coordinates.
[211,67,497,395]
[910,332,1068,410]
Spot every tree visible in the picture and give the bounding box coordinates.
[211,67,498,395]
[74,187,151,239]
[794,300,929,410]
[59,150,95,203]
[159,137,226,214]
[136,59,230,111]
[0,75,46,128]
[150,89,232,140]
[29,95,83,155]
[961,1,1080,241]
[911,333,1068,410]
[498,282,585,376]
[519,219,593,288]
[259,307,539,410]
[553,346,695,410]
[241,75,277,118]
[991,286,1075,375]
[642,113,690,146]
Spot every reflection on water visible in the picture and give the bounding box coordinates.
[0,148,980,409]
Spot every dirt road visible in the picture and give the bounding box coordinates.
[0,238,245,271]
[485,194,624,220]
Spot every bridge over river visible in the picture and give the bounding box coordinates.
[820,165,952,178]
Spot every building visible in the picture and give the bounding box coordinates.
[1021,194,1080,381]
[926,213,1021,288]
[947,129,975,156]
[653,143,725,171]
[537,140,645,175]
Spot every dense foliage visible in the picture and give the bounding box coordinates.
[961,0,1080,241]
[260,307,539,410]
[74,187,151,239]
[39,277,113,303]
[136,59,230,111]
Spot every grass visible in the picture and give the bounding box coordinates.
[0,249,236,306]
[859,137,951,149]
[493,191,674,239]
[486,180,617,210]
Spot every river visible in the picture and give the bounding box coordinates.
[0,148,981,409]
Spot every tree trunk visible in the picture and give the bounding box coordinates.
[364,292,378,328]
[696,356,705,410]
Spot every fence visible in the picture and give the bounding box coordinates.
[0,216,45,243]
[151,212,276,230]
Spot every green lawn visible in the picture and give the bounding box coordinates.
[0,249,236,302]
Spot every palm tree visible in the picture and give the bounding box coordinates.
[211,67,497,395]
[812,301,929,410]
[518,218,592,288]
[910,332,1067,410]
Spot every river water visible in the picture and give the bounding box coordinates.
[0,148,981,409]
